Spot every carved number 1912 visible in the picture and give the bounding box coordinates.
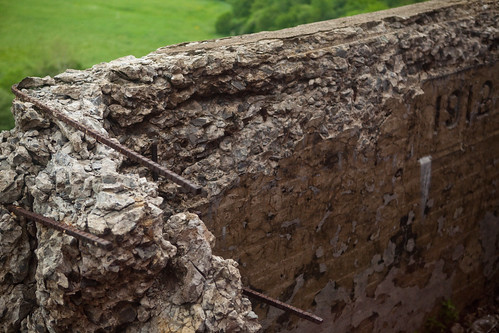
[435,80,493,131]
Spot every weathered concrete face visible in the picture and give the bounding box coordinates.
[0,0,498,332]
[192,5,499,330]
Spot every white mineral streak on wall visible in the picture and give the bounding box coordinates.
[419,155,432,219]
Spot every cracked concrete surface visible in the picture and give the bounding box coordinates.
[0,0,498,332]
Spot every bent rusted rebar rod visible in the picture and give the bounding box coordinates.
[242,287,323,324]
[7,205,113,250]
[11,84,202,195]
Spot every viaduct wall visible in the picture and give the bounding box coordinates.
[0,0,498,332]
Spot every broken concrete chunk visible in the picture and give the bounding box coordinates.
[0,169,23,204]
[17,76,55,89]
[95,191,135,211]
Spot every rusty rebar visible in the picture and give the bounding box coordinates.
[242,287,323,324]
[11,84,203,195]
[7,205,113,250]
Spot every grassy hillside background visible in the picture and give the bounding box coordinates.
[0,0,230,130]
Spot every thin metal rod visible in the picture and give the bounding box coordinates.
[7,205,113,250]
[242,287,323,325]
[11,84,202,195]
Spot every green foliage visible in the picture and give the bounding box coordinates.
[216,0,426,35]
[0,0,230,130]
[0,89,15,131]
[424,299,459,333]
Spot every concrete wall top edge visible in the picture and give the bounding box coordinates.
[152,0,493,55]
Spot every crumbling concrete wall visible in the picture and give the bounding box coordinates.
[1,0,498,332]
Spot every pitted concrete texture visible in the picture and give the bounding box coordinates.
[0,0,498,332]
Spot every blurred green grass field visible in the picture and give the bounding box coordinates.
[0,0,230,130]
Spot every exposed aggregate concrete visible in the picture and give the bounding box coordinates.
[0,0,498,332]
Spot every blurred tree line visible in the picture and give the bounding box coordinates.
[216,0,425,35]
